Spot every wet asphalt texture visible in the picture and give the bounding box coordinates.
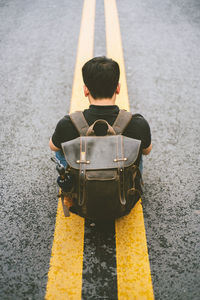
[0,0,200,299]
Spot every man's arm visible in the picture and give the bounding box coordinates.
[142,143,152,155]
[49,138,61,151]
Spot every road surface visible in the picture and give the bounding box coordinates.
[0,0,200,299]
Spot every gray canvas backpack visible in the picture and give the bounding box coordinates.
[61,110,142,221]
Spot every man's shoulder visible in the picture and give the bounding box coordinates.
[124,112,151,140]
[131,113,150,123]
[55,114,76,130]
[52,114,79,148]
[131,113,144,119]
[57,114,71,124]
[129,113,149,127]
[55,114,79,136]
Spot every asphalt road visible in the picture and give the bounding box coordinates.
[1,0,200,299]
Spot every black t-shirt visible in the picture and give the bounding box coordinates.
[52,105,151,166]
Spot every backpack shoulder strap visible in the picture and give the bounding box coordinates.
[112,109,133,134]
[70,111,89,136]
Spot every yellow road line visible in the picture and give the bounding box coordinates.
[104,0,154,299]
[45,1,95,299]
[104,0,129,110]
[70,0,96,113]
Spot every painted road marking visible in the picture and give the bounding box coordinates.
[104,0,129,110]
[46,0,154,298]
[70,0,96,113]
[104,0,154,298]
[45,1,95,299]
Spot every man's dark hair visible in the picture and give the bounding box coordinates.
[82,56,120,99]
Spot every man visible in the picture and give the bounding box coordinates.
[49,56,152,173]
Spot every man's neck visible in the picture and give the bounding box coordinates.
[88,94,116,106]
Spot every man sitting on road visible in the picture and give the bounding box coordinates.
[49,56,152,173]
[50,55,152,215]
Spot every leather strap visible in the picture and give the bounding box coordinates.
[70,109,132,136]
[86,119,116,136]
[117,135,126,205]
[112,109,133,135]
[60,191,70,217]
[78,137,86,206]
[70,111,89,136]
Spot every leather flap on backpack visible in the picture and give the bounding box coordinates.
[61,135,141,170]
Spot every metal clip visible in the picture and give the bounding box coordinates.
[76,160,90,164]
[76,151,90,164]
[113,158,127,162]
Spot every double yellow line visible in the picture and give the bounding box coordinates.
[46,1,154,299]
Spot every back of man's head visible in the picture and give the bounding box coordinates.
[82,56,120,99]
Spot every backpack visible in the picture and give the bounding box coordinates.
[61,109,142,221]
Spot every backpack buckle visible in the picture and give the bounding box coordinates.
[76,151,90,164]
[113,158,127,162]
